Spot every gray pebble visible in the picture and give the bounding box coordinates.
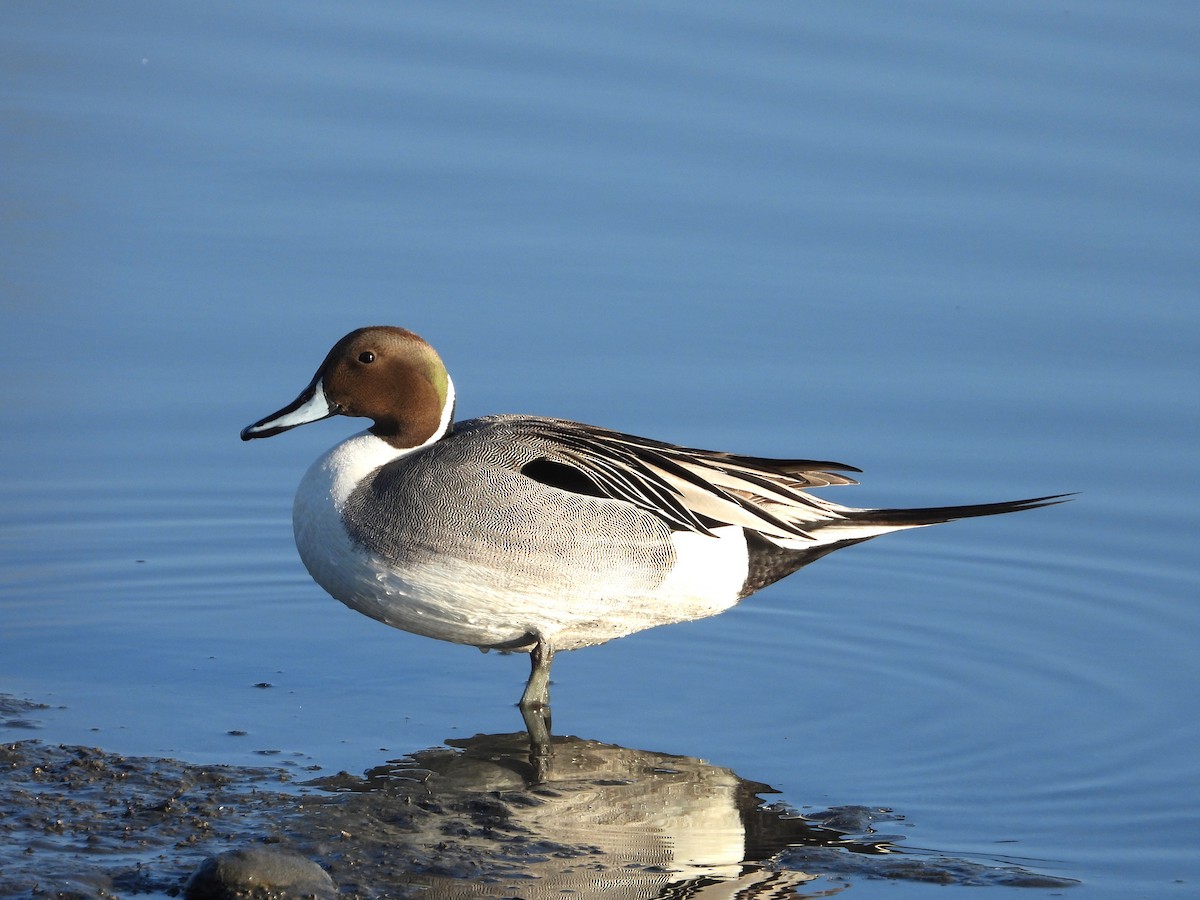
[185,845,337,899]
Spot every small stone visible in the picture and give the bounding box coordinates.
[184,845,337,899]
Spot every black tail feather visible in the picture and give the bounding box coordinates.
[848,493,1074,528]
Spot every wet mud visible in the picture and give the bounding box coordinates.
[0,696,1077,898]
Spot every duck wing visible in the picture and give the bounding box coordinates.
[516,418,862,540]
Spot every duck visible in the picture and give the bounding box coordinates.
[241,326,1066,712]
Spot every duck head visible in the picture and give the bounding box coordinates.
[240,326,455,450]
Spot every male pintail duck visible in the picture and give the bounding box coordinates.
[242,326,1066,711]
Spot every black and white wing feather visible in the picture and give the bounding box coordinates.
[519,419,861,540]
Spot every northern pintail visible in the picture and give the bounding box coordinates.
[242,326,1066,711]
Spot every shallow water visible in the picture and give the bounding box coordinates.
[3,2,1198,897]
[0,727,1077,897]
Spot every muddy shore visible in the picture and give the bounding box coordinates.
[0,696,1077,898]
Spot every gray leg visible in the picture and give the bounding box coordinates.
[519,637,554,781]
[520,638,554,710]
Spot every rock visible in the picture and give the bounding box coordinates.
[184,845,337,899]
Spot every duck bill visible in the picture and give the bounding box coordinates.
[241,378,339,441]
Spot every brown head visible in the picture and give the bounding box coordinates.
[241,326,455,450]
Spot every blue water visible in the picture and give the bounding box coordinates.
[3,2,1198,896]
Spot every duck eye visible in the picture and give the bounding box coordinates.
[358,351,376,364]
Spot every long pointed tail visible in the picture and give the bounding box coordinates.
[745,493,1072,594]
[844,493,1073,529]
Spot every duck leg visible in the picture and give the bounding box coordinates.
[519,637,554,780]
[520,637,555,710]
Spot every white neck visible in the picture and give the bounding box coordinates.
[432,375,456,443]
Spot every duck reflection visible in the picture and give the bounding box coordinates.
[301,728,1079,897]
[303,731,901,898]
